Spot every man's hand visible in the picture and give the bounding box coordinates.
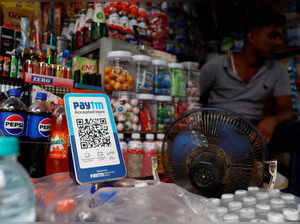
[256,116,278,144]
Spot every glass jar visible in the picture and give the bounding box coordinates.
[133,55,153,94]
[169,63,186,97]
[105,51,134,92]
[137,93,156,133]
[127,133,143,178]
[182,62,200,97]
[155,95,173,132]
[152,59,170,95]
[111,91,140,132]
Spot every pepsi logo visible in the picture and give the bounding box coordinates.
[4,114,24,135]
[38,118,51,137]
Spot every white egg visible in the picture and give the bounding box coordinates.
[131,115,139,124]
[124,103,132,112]
[130,98,139,106]
[132,107,140,114]
[117,123,124,132]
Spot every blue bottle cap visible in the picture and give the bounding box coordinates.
[36,92,47,101]
[0,137,19,156]
[8,88,21,97]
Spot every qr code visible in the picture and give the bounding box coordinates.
[76,118,111,149]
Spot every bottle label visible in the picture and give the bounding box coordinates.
[49,131,68,159]
[0,112,27,137]
[27,115,51,138]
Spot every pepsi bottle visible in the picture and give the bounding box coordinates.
[25,92,52,177]
[0,88,28,137]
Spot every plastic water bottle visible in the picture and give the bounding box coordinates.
[0,136,35,221]
[0,88,28,137]
[46,98,69,175]
[26,92,52,177]
[142,133,157,177]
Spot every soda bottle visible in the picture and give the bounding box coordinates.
[142,133,157,177]
[0,136,36,222]
[46,98,69,175]
[10,50,18,78]
[26,92,51,177]
[0,88,28,137]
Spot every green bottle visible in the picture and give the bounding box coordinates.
[10,51,18,78]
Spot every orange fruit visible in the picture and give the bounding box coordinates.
[127,75,134,84]
[105,66,113,74]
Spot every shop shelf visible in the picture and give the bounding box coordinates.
[73,83,103,91]
[24,73,73,89]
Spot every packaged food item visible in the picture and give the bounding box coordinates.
[155,95,173,132]
[133,55,153,94]
[169,63,186,97]
[20,17,30,49]
[153,59,170,95]
[105,51,134,92]
[137,94,156,133]
[128,2,138,33]
[111,91,139,132]
[92,3,107,41]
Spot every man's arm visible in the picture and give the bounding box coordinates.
[257,95,294,143]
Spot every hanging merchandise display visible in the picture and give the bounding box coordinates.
[105,51,134,92]
[133,55,153,94]
[153,59,170,96]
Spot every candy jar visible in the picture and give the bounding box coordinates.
[137,93,156,133]
[173,97,188,129]
[169,63,186,97]
[155,95,173,133]
[111,91,140,133]
[182,62,200,97]
[105,51,134,92]
[142,133,157,177]
[127,133,143,178]
[152,59,170,95]
[133,55,154,94]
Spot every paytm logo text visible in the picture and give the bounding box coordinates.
[73,101,104,110]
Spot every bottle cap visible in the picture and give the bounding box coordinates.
[132,133,140,139]
[168,63,183,69]
[152,59,168,67]
[243,196,256,205]
[228,201,242,211]
[256,203,271,211]
[209,198,221,207]
[8,88,21,97]
[283,208,299,221]
[145,133,154,140]
[235,189,247,197]
[221,193,234,201]
[36,92,47,101]
[216,207,228,216]
[0,137,19,156]
[240,208,255,219]
[132,55,152,63]
[281,193,295,202]
[223,213,239,222]
[156,133,165,140]
[267,212,284,222]
[56,198,75,213]
[256,192,269,200]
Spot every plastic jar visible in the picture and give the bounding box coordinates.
[173,97,188,129]
[137,94,156,133]
[156,133,166,175]
[133,55,153,94]
[182,62,200,97]
[111,91,140,132]
[118,133,128,169]
[169,63,186,97]
[142,133,157,177]
[104,51,134,92]
[127,133,143,178]
[155,95,173,132]
[152,59,170,95]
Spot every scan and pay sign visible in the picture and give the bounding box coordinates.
[64,93,126,184]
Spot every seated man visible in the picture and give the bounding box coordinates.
[199,7,300,195]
